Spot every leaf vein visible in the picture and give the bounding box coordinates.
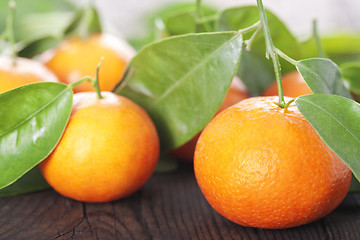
[0,86,71,139]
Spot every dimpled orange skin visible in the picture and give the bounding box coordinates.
[40,92,159,202]
[263,71,312,97]
[42,33,135,92]
[194,96,352,229]
[0,56,58,93]
[172,78,249,161]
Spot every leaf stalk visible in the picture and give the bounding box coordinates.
[93,57,104,99]
[275,48,299,65]
[312,19,327,58]
[245,25,262,51]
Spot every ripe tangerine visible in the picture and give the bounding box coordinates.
[41,33,135,92]
[40,92,159,202]
[194,96,351,229]
[0,56,58,93]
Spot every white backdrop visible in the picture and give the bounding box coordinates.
[91,0,360,40]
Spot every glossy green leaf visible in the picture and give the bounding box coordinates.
[115,32,243,151]
[296,58,352,99]
[218,6,301,95]
[0,167,49,197]
[341,62,360,95]
[0,82,73,189]
[296,94,360,180]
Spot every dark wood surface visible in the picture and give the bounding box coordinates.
[1,162,360,240]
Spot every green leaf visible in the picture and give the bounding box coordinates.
[162,5,217,35]
[15,12,76,58]
[296,94,360,180]
[0,167,50,197]
[115,32,243,151]
[67,6,102,37]
[237,46,274,96]
[218,6,301,95]
[63,8,86,36]
[18,36,62,58]
[15,12,74,41]
[86,7,102,34]
[340,62,360,95]
[296,58,352,99]
[128,3,217,50]
[0,0,74,33]
[0,82,73,189]
[16,6,102,58]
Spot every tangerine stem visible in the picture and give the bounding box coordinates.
[256,0,285,108]
[283,98,295,108]
[67,77,92,89]
[92,57,104,99]
[275,48,298,65]
[312,19,327,58]
[66,58,104,97]
[7,0,17,66]
[238,21,260,35]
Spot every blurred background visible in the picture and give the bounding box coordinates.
[91,0,360,40]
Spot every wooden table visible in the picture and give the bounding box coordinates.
[1,162,359,239]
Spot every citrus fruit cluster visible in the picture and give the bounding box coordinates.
[2,30,159,203]
[0,1,354,231]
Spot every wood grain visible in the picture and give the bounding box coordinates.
[0,163,359,240]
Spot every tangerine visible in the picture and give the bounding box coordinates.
[0,56,58,93]
[41,33,135,92]
[40,92,159,202]
[263,71,312,97]
[194,96,351,229]
[172,77,249,161]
